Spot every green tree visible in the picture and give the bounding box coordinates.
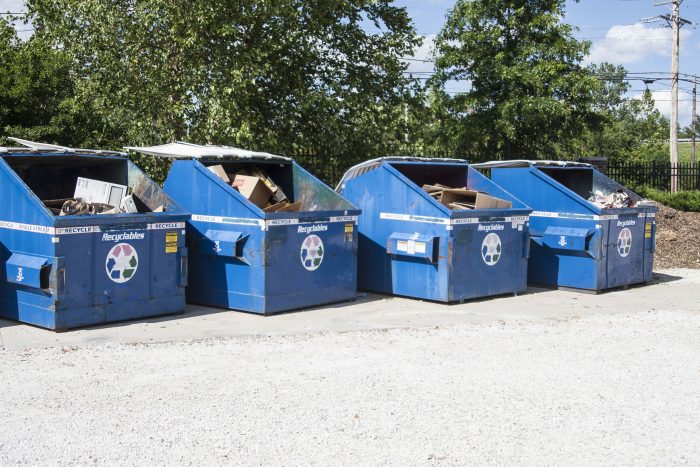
[28,0,420,163]
[588,62,629,113]
[680,115,699,138]
[580,63,669,163]
[0,19,70,144]
[429,0,601,161]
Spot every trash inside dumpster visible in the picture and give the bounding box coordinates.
[126,142,360,314]
[479,160,658,291]
[336,157,532,302]
[0,138,189,330]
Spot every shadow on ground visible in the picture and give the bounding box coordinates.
[650,271,684,284]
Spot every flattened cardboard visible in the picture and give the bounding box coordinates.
[263,201,288,213]
[439,189,512,210]
[474,192,512,209]
[277,201,302,212]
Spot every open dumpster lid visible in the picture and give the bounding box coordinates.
[1,137,126,156]
[125,142,292,162]
[471,160,592,169]
[337,156,469,190]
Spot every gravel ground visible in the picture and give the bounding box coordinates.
[1,311,699,466]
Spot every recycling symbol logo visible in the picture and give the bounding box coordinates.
[617,227,632,257]
[481,233,502,266]
[106,243,139,283]
[300,234,324,271]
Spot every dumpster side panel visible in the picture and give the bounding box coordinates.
[128,161,185,212]
[164,159,267,311]
[384,228,450,301]
[604,213,647,288]
[643,212,657,282]
[292,163,356,211]
[526,216,601,290]
[0,158,60,327]
[340,164,451,300]
[449,215,530,300]
[11,216,189,330]
[184,221,267,311]
[467,167,530,209]
[262,219,358,313]
[491,167,597,218]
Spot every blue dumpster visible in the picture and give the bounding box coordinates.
[0,139,189,330]
[336,157,532,302]
[481,160,657,292]
[127,143,360,314]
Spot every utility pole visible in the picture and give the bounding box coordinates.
[645,0,692,192]
[692,75,697,168]
[670,0,680,192]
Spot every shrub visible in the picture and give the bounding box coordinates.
[632,186,700,212]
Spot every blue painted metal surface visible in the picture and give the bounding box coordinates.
[336,158,533,302]
[0,148,189,330]
[489,163,657,291]
[160,150,360,314]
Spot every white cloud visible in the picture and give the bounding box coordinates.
[588,23,691,65]
[633,90,694,125]
[404,34,436,74]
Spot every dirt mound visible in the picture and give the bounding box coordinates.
[654,203,700,269]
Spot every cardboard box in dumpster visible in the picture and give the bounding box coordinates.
[440,189,511,209]
[74,177,128,207]
[423,184,512,210]
[232,174,274,208]
[240,167,289,203]
[207,165,230,183]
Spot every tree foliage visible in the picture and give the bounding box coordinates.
[1,1,678,183]
[581,62,669,163]
[0,19,76,144]
[429,0,602,161]
[28,0,420,160]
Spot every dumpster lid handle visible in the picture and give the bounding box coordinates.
[125,142,292,162]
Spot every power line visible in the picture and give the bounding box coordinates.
[643,0,694,192]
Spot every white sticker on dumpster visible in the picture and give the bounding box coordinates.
[300,235,324,271]
[106,243,139,283]
[617,228,632,258]
[102,231,145,243]
[407,240,416,255]
[481,233,502,266]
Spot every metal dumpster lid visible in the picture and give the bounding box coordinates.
[336,156,469,190]
[471,160,592,169]
[1,137,127,156]
[343,156,469,173]
[125,142,292,162]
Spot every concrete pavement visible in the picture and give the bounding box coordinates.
[1,269,698,351]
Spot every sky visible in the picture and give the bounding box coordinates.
[2,0,699,123]
[398,0,700,124]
